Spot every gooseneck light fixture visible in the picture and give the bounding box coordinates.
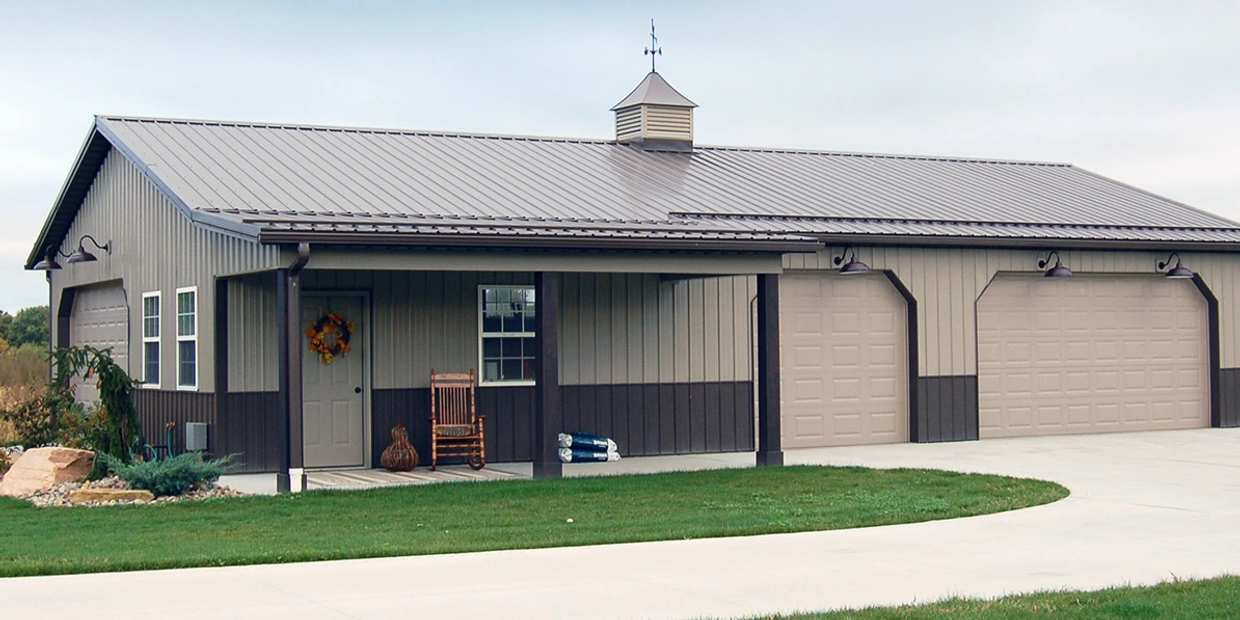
[1156,252,1195,279]
[832,247,871,275]
[66,234,111,264]
[31,234,112,271]
[1037,250,1073,278]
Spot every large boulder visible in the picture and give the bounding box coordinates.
[0,447,95,497]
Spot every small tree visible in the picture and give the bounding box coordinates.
[48,345,143,468]
[8,306,49,348]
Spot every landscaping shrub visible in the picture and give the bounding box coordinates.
[99,452,234,496]
[47,346,143,476]
[0,386,58,447]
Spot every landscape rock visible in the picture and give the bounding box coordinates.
[69,488,155,504]
[0,447,94,497]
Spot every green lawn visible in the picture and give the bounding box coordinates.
[0,465,1066,577]
[770,576,1240,619]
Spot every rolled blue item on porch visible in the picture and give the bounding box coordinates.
[557,432,618,452]
[558,447,621,463]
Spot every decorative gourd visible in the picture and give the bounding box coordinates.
[380,424,419,472]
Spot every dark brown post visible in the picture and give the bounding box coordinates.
[756,273,783,466]
[213,277,228,456]
[533,271,563,479]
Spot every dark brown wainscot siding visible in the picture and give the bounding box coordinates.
[372,381,754,467]
[217,392,284,473]
[1218,368,1240,427]
[133,390,217,455]
[915,375,979,442]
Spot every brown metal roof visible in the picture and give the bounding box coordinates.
[26,113,1240,266]
[611,71,698,110]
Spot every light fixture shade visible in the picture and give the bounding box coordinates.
[32,256,62,271]
[1043,262,1073,278]
[1165,264,1195,279]
[839,257,871,275]
[66,248,97,264]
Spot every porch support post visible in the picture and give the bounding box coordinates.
[276,266,307,492]
[755,273,784,466]
[533,271,563,479]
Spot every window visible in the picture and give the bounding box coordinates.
[176,287,197,390]
[141,291,160,387]
[478,285,536,384]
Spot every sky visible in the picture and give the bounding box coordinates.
[1,1,1238,313]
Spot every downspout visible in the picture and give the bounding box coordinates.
[289,242,310,276]
[280,242,310,493]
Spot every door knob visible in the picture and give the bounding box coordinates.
[354,387,362,394]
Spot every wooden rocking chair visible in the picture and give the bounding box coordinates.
[429,369,486,471]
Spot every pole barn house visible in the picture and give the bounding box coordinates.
[26,69,1240,491]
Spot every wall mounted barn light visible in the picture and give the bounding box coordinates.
[31,234,112,270]
[1156,252,1195,279]
[66,235,111,264]
[1037,250,1073,278]
[832,247,871,275]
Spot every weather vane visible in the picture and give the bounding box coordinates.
[644,18,662,72]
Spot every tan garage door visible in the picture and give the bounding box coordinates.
[780,273,908,448]
[977,275,1209,438]
[69,283,130,403]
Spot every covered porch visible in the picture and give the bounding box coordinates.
[305,450,756,491]
[213,246,790,492]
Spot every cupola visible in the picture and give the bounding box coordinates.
[612,22,697,151]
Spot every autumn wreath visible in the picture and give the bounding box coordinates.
[305,312,355,364]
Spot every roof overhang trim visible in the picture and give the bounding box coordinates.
[257,229,820,253]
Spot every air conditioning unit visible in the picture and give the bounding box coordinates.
[185,422,209,452]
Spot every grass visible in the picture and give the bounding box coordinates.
[0,465,1066,577]
[768,576,1240,619]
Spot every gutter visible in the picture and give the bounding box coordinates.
[259,231,821,254]
[807,233,1240,253]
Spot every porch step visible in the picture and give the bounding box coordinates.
[306,466,520,491]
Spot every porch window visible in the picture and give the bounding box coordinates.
[176,287,197,390]
[478,285,536,385]
[141,291,160,387]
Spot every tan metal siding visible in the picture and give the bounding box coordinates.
[49,150,282,391]
[227,273,278,392]
[787,246,1240,374]
[234,271,757,391]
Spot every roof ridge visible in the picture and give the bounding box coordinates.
[676,212,1240,232]
[98,114,1068,166]
[97,114,616,146]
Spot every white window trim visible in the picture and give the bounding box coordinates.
[175,286,199,391]
[477,284,536,387]
[141,291,161,389]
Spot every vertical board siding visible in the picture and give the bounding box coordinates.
[1219,368,1240,428]
[790,246,1240,375]
[256,270,757,390]
[50,149,281,391]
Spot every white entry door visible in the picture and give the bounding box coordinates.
[302,293,366,468]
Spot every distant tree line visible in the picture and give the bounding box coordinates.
[0,306,50,349]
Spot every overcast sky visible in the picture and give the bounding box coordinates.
[1,1,1238,313]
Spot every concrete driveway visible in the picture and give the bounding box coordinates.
[3,428,1238,619]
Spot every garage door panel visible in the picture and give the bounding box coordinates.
[780,273,909,449]
[68,283,129,404]
[977,276,1208,438]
